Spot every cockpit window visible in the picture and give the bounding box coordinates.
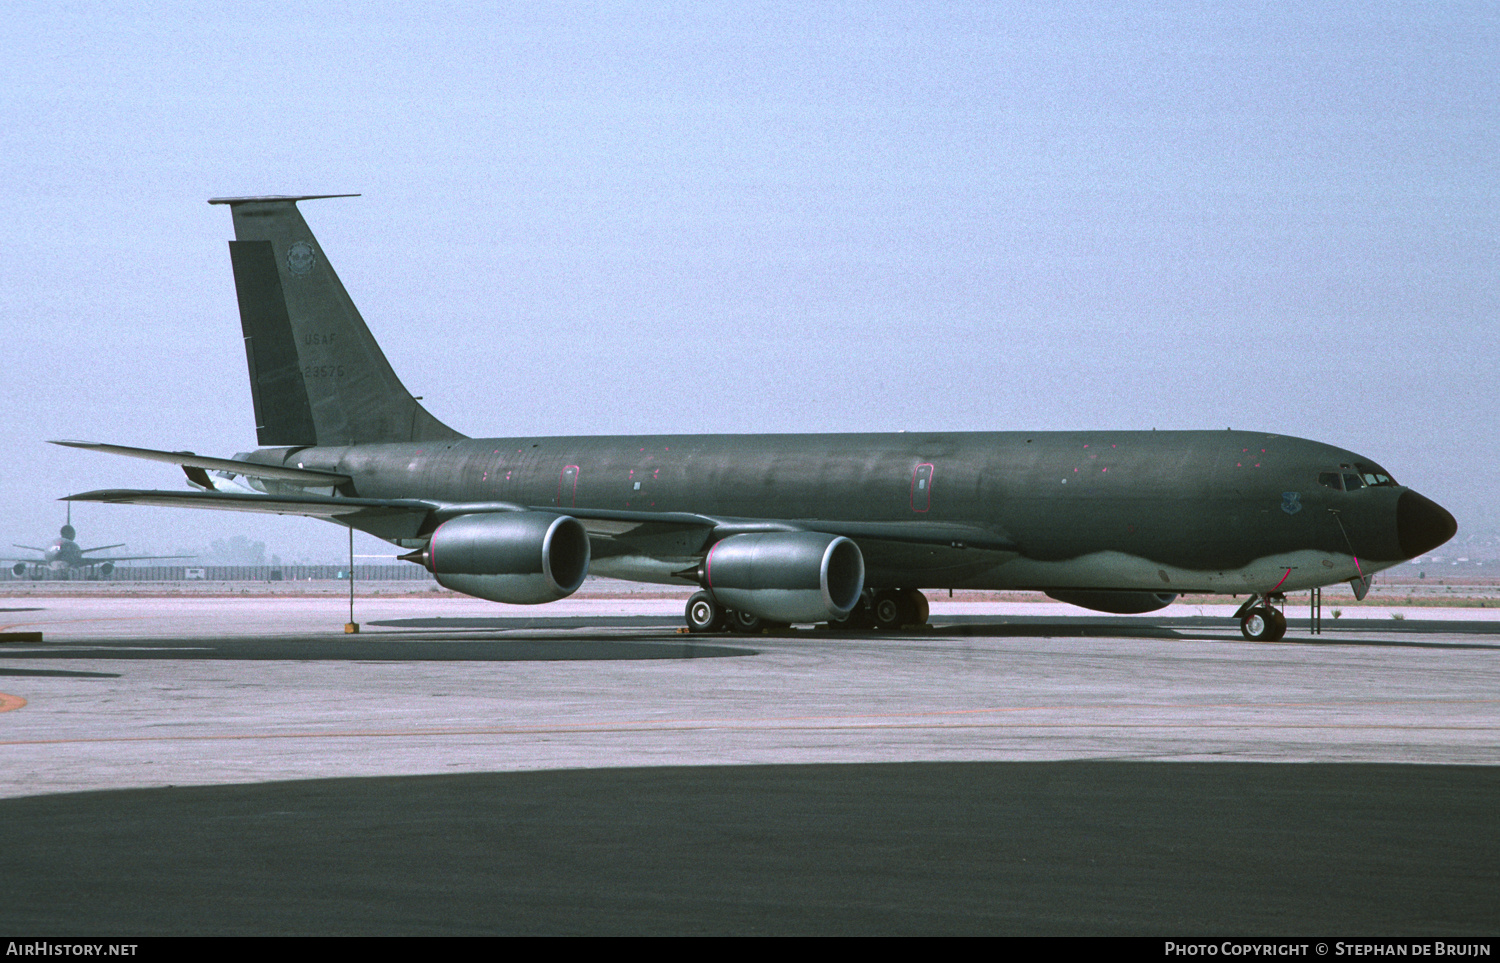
[1321,465,1398,492]
[1355,463,1398,487]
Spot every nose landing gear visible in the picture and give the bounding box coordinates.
[1235,593,1288,642]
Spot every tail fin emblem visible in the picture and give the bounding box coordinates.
[287,241,315,275]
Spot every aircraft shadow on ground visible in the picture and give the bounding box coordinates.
[0,761,1494,936]
[937,615,1500,650]
[0,666,121,678]
[372,616,685,630]
[375,615,1240,646]
[0,616,1492,661]
[0,635,754,663]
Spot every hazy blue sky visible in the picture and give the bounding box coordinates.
[2,2,1496,561]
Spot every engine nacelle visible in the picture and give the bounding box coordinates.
[1045,590,1178,614]
[11,562,26,577]
[705,531,865,623]
[98,562,114,577]
[409,512,590,605]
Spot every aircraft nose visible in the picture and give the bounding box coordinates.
[1397,490,1457,559]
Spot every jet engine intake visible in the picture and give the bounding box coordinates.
[98,562,114,576]
[705,531,864,623]
[406,512,590,604]
[11,563,25,577]
[1045,589,1177,614]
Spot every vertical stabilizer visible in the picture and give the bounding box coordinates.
[209,195,465,446]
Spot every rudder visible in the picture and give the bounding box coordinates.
[210,195,465,447]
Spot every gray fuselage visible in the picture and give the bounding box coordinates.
[263,428,1442,596]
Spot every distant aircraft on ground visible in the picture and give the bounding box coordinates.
[5,507,191,579]
[57,195,1456,640]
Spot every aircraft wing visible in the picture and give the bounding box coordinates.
[65,489,1017,554]
[569,513,1015,551]
[776,519,1015,552]
[65,489,723,543]
[66,489,443,541]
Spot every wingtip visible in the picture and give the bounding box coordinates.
[61,490,118,502]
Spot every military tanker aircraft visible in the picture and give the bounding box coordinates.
[58,196,1456,640]
[5,506,190,579]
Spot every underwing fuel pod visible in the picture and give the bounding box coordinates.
[58,196,1458,642]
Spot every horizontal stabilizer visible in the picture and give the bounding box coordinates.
[207,195,360,205]
[51,441,351,485]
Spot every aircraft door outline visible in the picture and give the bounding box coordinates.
[557,465,580,508]
[911,463,934,512]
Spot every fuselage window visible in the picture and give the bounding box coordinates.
[1318,472,1343,491]
[1343,473,1365,491]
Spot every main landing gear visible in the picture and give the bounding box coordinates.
[825,589,930,632]
[685,592,728,633]
[684,591,785,635]
[1235,593,1288,642]
[870,589,930,631]
[683,589,931,634]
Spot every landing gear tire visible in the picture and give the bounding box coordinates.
[903,589,929,626]
[1240,606,1287,642]
[828,597,874,631]
[727,609,764,634]
[685,591,727,633]
[872,589,914,631]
